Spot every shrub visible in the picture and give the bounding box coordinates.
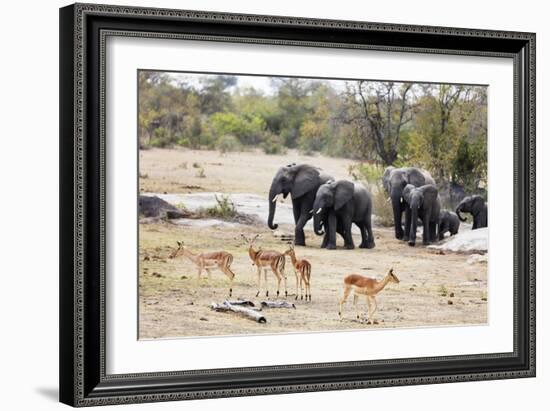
[348,163,392,227]
[216,134,242,154]
[195,167,206,178]
[348,163,385,186]
[371,183,394,227]
[149,127,176,148]
[197,195,237,219]
[261,132,287,155]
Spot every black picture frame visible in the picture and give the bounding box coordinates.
[59,3,536,407]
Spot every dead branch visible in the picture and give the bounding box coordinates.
[210,301,267,323]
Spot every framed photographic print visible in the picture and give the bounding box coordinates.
[59,3,536,407]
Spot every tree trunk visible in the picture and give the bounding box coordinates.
[210,301,267,323]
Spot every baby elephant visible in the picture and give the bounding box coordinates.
[438,210,460,240]
[455,195,487,229]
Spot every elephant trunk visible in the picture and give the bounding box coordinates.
[313,211,325,236]
[455,204,467,222]
[267,186,279,230]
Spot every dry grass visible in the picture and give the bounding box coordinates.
[139,148,487,339]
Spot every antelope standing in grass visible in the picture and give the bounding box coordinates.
[169,241,236,296]
[338,268,400,324]
[284,244,312,301]
[241,234,286,298]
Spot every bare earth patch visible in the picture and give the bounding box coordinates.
[139,148,487,339]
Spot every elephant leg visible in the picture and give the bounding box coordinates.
[360,214,375,249]
[403,208,412,242]
[294,203,311,246]
[326,212,338,249]
[422,217,430,245]
[321,231,329,248]
[359,223,369,248]
[295,216,309,246]
[342,216,355,250]
[429,222,437,242]
[291,200,306,246]
[392,200,404,240]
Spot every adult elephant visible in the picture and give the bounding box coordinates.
[455,195,487,229]
[382,166,435,240]
[267,163,333,246]
[402,184,441,246]
[312,180,375,250]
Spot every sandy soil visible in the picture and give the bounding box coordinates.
[139,148,487,339]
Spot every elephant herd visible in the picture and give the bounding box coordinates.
[267,163,487,248]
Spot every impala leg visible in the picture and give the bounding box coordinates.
[282,269,288,298]
[255,266,262,297]
[275,270,282,299]
[294,270,299,300]
[353,294,361,322]
[205,268,212,280]
[197,267,202,280]
[264,269,269,297]
[368,296,378,324]
[300,274,304,300]
[220,265,234,297]
[338,286,351,320]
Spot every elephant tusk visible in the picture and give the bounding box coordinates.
[309,209,314,214]
[316,208,323,215]
[386,197,391,203]
[272,194,280,203]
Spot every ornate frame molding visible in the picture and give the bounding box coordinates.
[60,3,535,407]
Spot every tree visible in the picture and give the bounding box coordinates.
[344,81,414,165]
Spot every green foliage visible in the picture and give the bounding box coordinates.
[198,195,237,219]
[216,134,243,154]
[138,71,487,192]
[208,112,266,145]
[261,132,287,155]
[371,185,394,227]
[348,163,393,226]
[348,163,384,186]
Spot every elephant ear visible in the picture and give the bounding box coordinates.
[334,180,355,210]
[291,165,320,199]
[472,196,486,214]
[402,184,415,204]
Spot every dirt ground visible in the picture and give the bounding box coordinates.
[139,148,487,339]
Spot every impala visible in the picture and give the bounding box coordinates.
[169,241,236,296]
[241,234,287,298]
[338,268,400,324]
[284,244,312,301]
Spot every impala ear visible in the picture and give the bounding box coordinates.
[176,241,181,246]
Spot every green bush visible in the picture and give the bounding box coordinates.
[348,163,385,186]
[261,132,287,155]
[216,134,242,154]
[371,183,394,227]
[149,127,176,148]
[348,163,392,227]
[197,195,237,219]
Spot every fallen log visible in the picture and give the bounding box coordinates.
[260,301,296,309]
[210,301,266,323]
[225,300,255,307]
